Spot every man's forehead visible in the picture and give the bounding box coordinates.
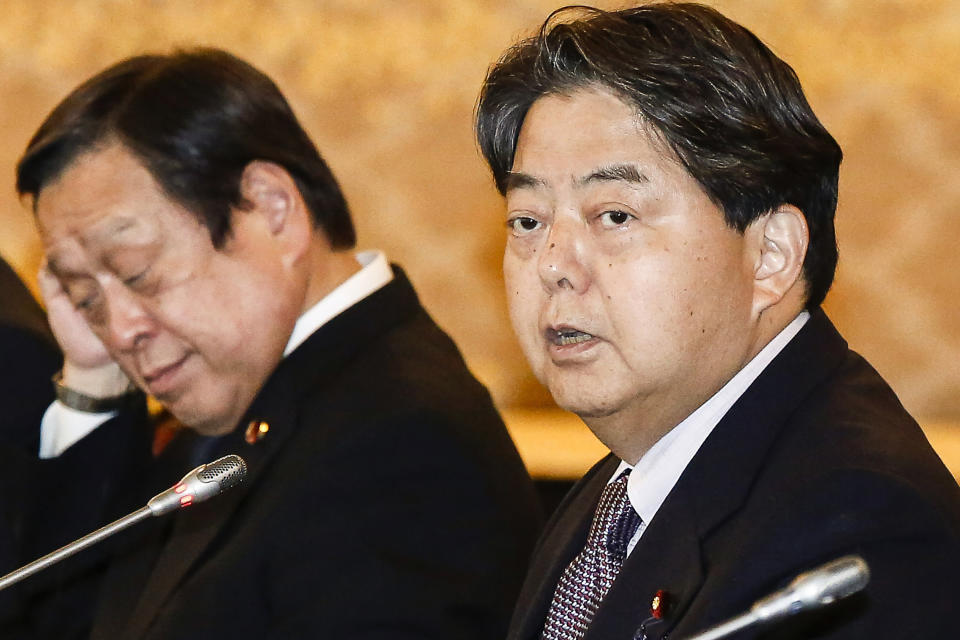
[508,91,672,191]
[36,143,180,253]
[44,210,150,245]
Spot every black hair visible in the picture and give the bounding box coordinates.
[17,48,355,249]
[476,3,842,308]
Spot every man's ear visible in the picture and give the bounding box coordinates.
[749,204,808,316]
[239,160,312,265]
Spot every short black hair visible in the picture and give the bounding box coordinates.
[17,48,355,249]
[476,3,842,308]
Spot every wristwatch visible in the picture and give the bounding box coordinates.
[51,371,142,413]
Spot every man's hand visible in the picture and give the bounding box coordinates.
[39,262,132,398]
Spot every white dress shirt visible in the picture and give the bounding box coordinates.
[39,250,393,458]
[613,311,810,556]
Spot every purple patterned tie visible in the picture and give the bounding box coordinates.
[540,470,642,640]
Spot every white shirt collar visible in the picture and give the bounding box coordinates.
[614,311,811,527]
[283,250,394,356]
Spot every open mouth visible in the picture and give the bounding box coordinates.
[548,328,595,346]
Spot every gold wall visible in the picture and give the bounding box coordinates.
[1,0,958,420]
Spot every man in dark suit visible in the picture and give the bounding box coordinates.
[475,3,960,638]
[9,49,541,638]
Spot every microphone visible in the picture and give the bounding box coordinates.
[146,454,247,515]
[680,555,870,640]
[0,454,247,592]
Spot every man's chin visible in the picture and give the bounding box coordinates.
[168,403,238,437]
[552,393,621,420]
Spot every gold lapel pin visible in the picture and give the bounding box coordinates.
[245,420,270,445]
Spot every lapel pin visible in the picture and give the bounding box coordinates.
[650,589,668,620]
[633,591,671,640]
[245,420,270,445]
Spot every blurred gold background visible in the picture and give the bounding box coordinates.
[1,0,958,426]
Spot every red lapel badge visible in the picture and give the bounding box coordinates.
[635,591,671,640]
[650,589,668,619]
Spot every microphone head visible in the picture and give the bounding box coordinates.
[198,454,247,491]
[813,555,870,601]
[147,455,248,516]
[751,555,870,623]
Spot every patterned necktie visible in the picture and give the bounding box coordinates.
[540,470,643,640]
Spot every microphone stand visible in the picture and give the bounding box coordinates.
[0,453,246,593]
[681,610,759,640]
[0,506,151,591]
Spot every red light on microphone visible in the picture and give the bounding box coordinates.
[175,483,186,494]
[180,495,193,506]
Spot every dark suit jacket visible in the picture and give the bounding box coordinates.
[13,268,542,639]
[0,257,62,626]
[508,310,960,639]
[0,257,61,449]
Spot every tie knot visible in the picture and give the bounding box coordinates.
[597,471,642,563]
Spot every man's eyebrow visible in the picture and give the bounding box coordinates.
[45,257,79,279]
[504,171,546,192]
[45,257,64,277]
[577,163,650,187]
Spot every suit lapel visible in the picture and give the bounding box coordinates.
[89,517,170,640]
[122,482,250,638]
[112,269,425,638]
[674,309,848,538]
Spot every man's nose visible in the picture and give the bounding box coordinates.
[102,282,155,352]
[537,218,590,294]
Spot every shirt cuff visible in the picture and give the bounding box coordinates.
[38,400,117,458]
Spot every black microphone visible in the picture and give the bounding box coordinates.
[679,555,870,640]
[0,454,247,592]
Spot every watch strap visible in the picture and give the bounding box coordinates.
[52,371,142,413]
